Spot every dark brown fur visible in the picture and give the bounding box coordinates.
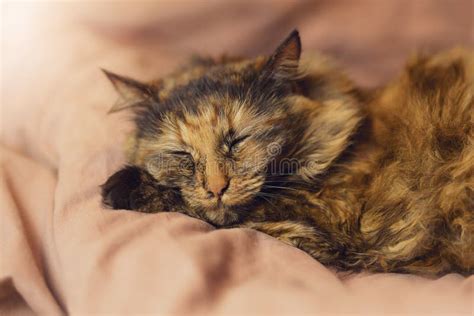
[101,30,473,276]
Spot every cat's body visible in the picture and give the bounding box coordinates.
[102,31,473,276]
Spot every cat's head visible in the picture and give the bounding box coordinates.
[104,30,362,225]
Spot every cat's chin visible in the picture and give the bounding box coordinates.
[198,204,242,227]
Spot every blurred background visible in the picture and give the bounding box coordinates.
[3,0,473,88]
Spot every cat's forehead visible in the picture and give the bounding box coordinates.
[173,102,258,144]
[158,97,283,154]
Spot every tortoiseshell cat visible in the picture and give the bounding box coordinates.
[102,30,473,276]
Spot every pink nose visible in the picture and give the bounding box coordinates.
[207,175,229,197]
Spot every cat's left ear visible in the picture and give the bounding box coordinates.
[102,69,156,113]
[262,29,302,80]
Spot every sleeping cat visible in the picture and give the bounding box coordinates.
[101,30,473,276]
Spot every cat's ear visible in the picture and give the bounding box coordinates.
[102,69,155,113]
[262,29,302,80]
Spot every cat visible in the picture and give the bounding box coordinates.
[101,30,473,276]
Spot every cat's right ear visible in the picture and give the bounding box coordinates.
[102,69,156,113]
[262,29,302,81]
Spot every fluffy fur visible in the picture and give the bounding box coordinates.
[101,30,473,276]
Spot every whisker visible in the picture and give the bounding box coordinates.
[257,191,297,201]
[256,194,277,209]
[263,180,310,183]
[264,177,315,184]
[263,181,316,191]
[262,185,299,191]
[256,192,279,199]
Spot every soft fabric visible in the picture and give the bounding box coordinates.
[1,1,473,315]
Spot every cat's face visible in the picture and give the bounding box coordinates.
[104,30,362,225]
[143,96,290,225]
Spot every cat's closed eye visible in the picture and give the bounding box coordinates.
[225,134,250,153]
[169,150,193,158]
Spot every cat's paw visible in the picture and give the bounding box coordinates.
[101,166,144,210]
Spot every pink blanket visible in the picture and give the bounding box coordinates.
[1,2,473,315]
